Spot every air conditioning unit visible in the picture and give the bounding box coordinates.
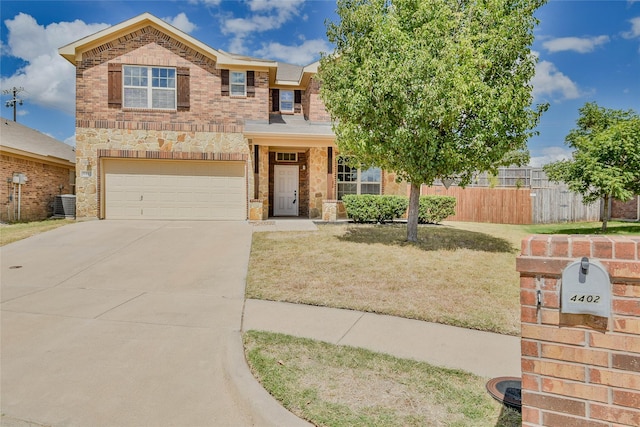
[53,195,76,219]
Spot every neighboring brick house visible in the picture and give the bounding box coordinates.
[59,13,404,221]
[0,120,75,222]
[611,197,639,221]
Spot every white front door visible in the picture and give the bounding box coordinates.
[274,165,299,216]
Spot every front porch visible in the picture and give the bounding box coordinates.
[244,114,405,221]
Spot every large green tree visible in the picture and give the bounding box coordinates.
[319,0,547,241]
[544,103,640,232]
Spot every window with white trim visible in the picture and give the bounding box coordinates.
[337,157,381,200]
[123,66,176,109]
[230,71,246,96]
[276,152,298,162]
[280,90,294,113]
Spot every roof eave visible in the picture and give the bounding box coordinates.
[58,12,275,69]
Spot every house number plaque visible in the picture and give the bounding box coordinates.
[560,257,611,318]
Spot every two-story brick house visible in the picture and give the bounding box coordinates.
[59,13,404,220]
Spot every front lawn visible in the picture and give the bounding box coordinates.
[248,222,522,335]
[247,220,639,336]
[244,331,521,427]
[0,219,74,246]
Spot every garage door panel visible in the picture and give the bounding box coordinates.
[104,160,246,220]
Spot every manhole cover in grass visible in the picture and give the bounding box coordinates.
[486,376,521,410]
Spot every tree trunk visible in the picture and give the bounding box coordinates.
[407,183,420,242]
[602,194,609,233]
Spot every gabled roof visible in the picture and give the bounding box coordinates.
[58,12,276,70]
[59,12,323,87]
[0,120,75,165]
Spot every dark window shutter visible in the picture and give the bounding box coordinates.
[328,147,333,174]
[108,63,122,107]
[272,89,279,112]
[221,69,229,96]
[247,71,255,98]
[294,90,302,104]
[177,67,190,110]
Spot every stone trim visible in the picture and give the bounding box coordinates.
[96,149,248,162]
[78,120,244,133]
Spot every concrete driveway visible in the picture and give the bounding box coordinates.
[1,220,305,427]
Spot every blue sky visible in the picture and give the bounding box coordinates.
[1,0,639,166]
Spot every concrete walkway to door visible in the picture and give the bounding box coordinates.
[1,220,308,427]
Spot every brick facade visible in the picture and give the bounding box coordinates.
[1,153,74,222]
[612,197,639,221]
[303,78,331,122]
[517,235,640,427]
[76,26,269,128]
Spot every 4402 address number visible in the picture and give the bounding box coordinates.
[568,294,601,304]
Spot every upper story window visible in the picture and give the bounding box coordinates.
[280,90,294,113]
[123,66,176,110]
[337,157,382,200]
[230,71,246,96]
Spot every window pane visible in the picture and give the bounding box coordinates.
[152,89,175,109]
[231,84,245,96]
[338,183,357,200]
[152,68,175,88]
[124,66,147,87]
[231,71,246,84]
[280,101,293,112]
[361,184,381,195]
[123,88,147,108]
[280,90,294,101]
[361,167,381,182]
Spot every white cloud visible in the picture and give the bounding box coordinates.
[529,146,573,167]
[542,35,610,53]
[256,38,330,65]
[64,134,76,147]
[221,0,306,54]
[188,0,222,5]
[1,13,109,115]
[622,16,640,39]
[531,57,581,102]
[162,13,197,34]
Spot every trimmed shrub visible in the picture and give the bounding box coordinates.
[418,196,456,224]
[342,195,409,223]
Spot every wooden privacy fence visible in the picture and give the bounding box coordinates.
[421,186,600,224]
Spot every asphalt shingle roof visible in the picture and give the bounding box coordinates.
[0,119,75,164]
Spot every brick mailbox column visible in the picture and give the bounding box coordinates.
[517,235,640,427]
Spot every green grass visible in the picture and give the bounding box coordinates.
[0,218,75,246]
[523,220,640,236]
[244,331,521,427]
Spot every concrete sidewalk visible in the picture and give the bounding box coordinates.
[242,299,521,379]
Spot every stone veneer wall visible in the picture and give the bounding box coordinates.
[308,147,328,219]
[517,235,640,427]
[256,145,270,201]
[75,128,248,218]
[0,154,74,222]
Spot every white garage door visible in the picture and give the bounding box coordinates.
[103,159,246,220]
